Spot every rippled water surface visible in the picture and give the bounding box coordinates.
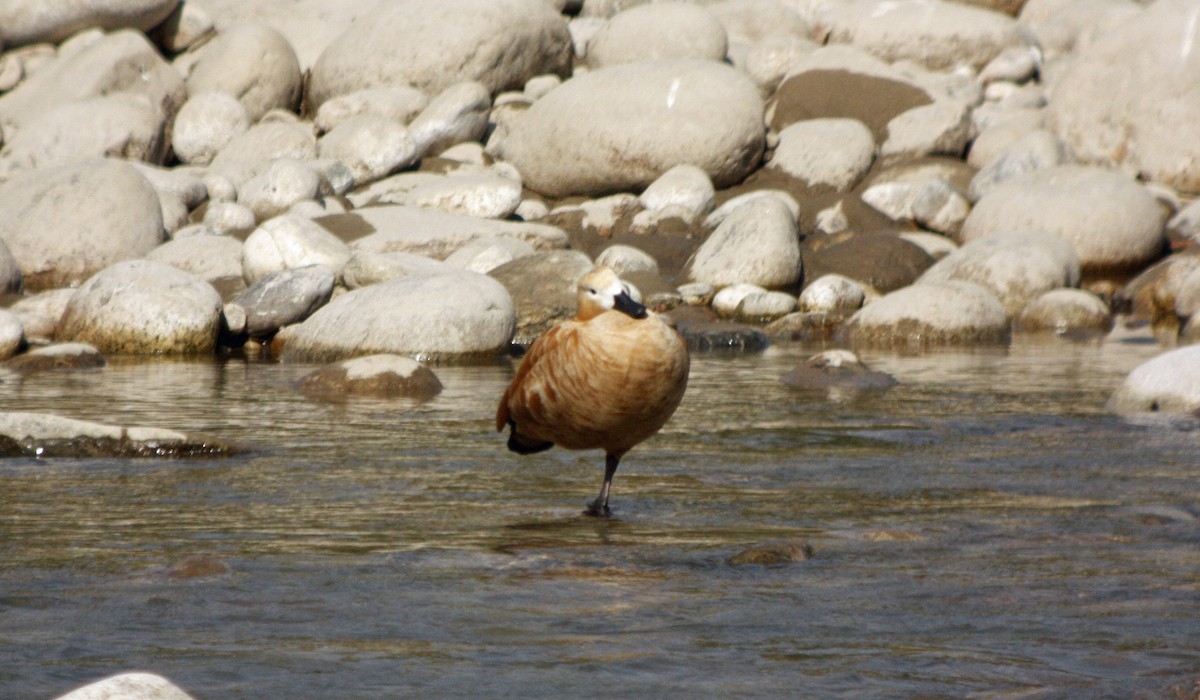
[2,331,1198,698]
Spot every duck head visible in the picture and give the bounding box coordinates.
[576,266,648,321]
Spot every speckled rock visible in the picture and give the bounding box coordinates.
[203,202,257,234]
[279,270,516,363]
[499,59,764,198]
[297,354,443,400]
[402,174,523,219]
[845,280,1010,348]
[308,0,571,109]
[1107,345,1200,414]
[208,122,318,185]
[1014,289,1113,335]
[0,160,164,291]
[56,260,222,354]
[968,129,1067,201]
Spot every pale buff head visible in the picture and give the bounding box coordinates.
[575,266,647,321]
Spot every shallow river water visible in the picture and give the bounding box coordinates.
[1,329,1198,699]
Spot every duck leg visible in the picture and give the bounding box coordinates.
[585,453,620,517]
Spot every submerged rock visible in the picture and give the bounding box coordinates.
[780,350,897,392]
[728,539,814,566]
[5,343,105,373]
[297,354,443,400]
[0,411,233,458]
[165,555,231,580]
[680,322,770,353]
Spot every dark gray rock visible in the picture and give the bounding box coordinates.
[231,264,336,338]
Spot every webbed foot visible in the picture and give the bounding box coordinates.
[583,499,612,517]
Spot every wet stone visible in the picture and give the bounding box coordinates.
[728,539,814,566]
[231,264,336,339]
[763,311,847,342]
[166,555,231,580]
[297,354,443,401]
[780,349,898,391]
[5,342,105,373]
[0,411,234,458]
[680,322,770,353]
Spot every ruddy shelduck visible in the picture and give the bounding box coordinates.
[496,266,690,516]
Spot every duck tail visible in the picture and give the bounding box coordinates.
[506,421,554,455]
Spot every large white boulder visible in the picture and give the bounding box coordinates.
[56,260,223,354]
[308,0,571,109]
[0,159,163,291]
[499,59,764,198]
[960,165,1166,276]
[279,271,516,363]
[1046,0,1200,194]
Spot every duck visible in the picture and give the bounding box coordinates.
[496,266,690,516]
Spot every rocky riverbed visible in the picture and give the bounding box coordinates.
[0,0,1199,695]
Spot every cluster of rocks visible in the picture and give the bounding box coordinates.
[2,0,1200,425]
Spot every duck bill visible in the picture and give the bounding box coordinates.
[613,291,648,319]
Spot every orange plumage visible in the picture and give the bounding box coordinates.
[497,266,689,515]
